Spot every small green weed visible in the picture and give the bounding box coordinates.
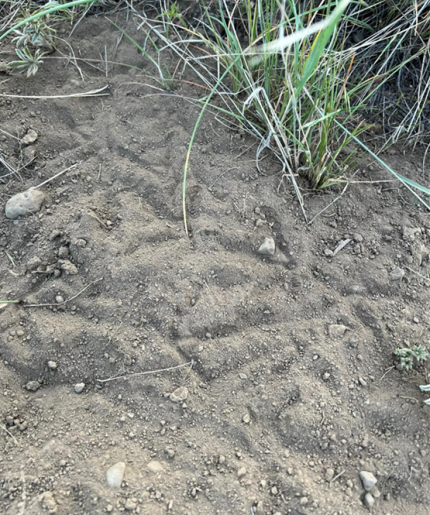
[395,345,428,371]
[7,47,45,77]
[156,1,185,38]
[395,345,430,405]
[12,3,57,51]
[6,1,59,76]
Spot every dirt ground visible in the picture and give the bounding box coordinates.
[1,11,430,515]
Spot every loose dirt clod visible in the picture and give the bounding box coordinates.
[170,386,188,402]
[5,188,45,219]
[21,129,38,145]
[25,380,41,391]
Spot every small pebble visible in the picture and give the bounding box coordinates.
[364,493,375,509]
[55,295,64,304]
[147,461,164,473]
[371,486,381,499]
[257,237,275,256]
[106,462,126,488]
[237,466,247,478]
[242,414,250,424]
[299,497,308,506]
[360,471,377,491]
[359,377,367,387]
[325,468,334,482]
[48,361,57,370]
[166,449,175,459]
[125,499,136,511]
[74,383,85,394]
[25,380,41,392]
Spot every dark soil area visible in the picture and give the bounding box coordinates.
[1,12,430,515]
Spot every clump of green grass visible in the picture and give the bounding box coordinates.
[1,0,429,224]
[126,0,428,228]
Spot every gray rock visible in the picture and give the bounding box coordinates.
[55,296,64,304]
[25,380,41,391]
[353,233,363,242]
[371,486,381,498]
[47,361,57,370]
[329,324,348,338]
[257,237,275,256]
[165,448,175,459]
[358,377,367,387]
[325,468,335,482]
[360,471,377,491]
[125,499,136,511]
[170,386,188,403]
[5,188,45,219]
[324,248,334,257]
[74,383,85,394]
[147,460,164,473]
[21,129,38,145]
[364,493,375,509]
[389,267,405,281]
[106,462,126,488]
[237,466,247,478]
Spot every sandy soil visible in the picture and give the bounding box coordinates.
[1,11,430,515]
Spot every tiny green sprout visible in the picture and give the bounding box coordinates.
[394,345,428,371]
[7,47,45,77]
[156,1,185,37]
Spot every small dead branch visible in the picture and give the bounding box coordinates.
[96,360,194,383]
[0,86,109,99]
[0,423,18,446]
[330,470,345,485]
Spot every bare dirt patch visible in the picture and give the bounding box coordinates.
[1,13,430,515]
